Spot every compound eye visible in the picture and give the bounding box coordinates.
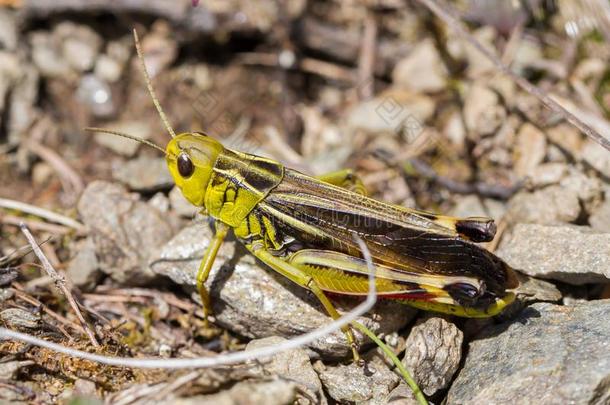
[177,152,194,178]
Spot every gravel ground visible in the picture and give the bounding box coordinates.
[0,1,609,404]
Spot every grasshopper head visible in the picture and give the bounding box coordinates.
[166,132,224,207]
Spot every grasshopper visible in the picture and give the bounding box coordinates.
[90,31,518,361]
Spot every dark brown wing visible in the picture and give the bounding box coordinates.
[257,169,518,300]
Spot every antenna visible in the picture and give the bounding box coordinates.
[85,127,173,157]
[132,28,176,138]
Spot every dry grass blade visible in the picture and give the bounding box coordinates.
[0,198,85,232]
[416,0,610,152]
[19,223,100,348]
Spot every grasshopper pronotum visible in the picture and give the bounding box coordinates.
[90,30,518,362]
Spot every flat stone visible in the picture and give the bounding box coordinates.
[112,156,173,191]
[246,336,324,403]
[78,181,174,285]
[506,185,581,225]
[316,360,400,403]
[149,222,416,358]
[176,380,297,405]
[497,223,610,284]
[347,90,433,139]
[447,300,610,405]
[402,317,463,396]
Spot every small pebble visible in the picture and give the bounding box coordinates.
[76,74,114,117]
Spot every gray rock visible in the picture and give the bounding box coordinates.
[513,123,546,177]
[169,186,200,218]
[392,38,448,93]
[67,237,102,291]
[529,163,568,187]
[463,83,506,138]
[315,361,400,404]
[0,360,34,380]
[448,27,498,78]
[346,91,433,138]
[590,197,610,232]
[94,54,123,83]
[174,379,297,405]
[506,185,581,225]
[78,181,174,285]
[385,384,421,405]
[497,224,610,284]
[582,140,610,178]
[246,336,325,404]
[112,156,173,191]
[0,289,14,303]
[0,9,17,51]
[447,300,610,405]
[148,192,170,213]
[559,168,604,210]
[402,317,463,396]
[150,222,416,358]
[55,22,102,72]
[76,74,115,118]
[29,31,72,78]
[72,379,97,397]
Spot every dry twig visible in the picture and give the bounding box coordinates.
[19,224,100,348]
[25,138,85,199]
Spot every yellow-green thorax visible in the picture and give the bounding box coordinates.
[166,132,284,227]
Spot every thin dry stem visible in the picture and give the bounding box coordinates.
[19,224,100,348]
